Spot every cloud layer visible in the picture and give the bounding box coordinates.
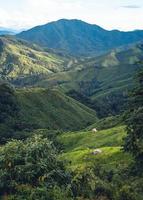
[0,0,142,31]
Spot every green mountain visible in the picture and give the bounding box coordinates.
[0,29,143,200]
[17,19,143,56]
[34,43,143,116]
[0,82,97,144]
[0,36,77,85]
[16,88,97,131]
[0,35,143,117]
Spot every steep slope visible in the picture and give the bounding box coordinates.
[16,88,97,130]
[34,43,143,116]
[35,43,143,93]
[17,19,143,56]
[0,36,75,85]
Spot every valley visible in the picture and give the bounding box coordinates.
[0,18,143,200]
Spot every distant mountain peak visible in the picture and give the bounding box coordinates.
[47,18,104,29]
[17,19,143,56]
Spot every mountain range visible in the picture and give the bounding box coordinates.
[0,34,142,117]
[17,19,143,56]
[33,42,143,116]
[0,19,143,118]
[0,27,19,35]
[0,18,143,200]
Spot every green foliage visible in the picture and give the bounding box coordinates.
[124,70,143,167]
[66,90,126,118]
[0,36,72,86]
[118,185,136,200]
[71,168,113,199]
[0,83,20,143]
[71,165,143,200]
[36,44,143,117]
[58,123,143,200]
[86,115,122,131]
[16,88,97,131]
[0,135,72,199]
[0,33,143,199]
[0,83,19,123]
[93,92,128,118]
[0,84,97,144]
[58,126,131,176]
[59,126,126,153]
[8,185,73,200]
[0,36,142,119]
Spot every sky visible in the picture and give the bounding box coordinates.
[0,0,142,31]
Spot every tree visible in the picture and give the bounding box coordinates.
[0,82,20,143]
[0,83,19,123]
[124,70,143,167]
[0,135,71,198]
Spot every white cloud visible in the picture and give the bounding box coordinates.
[0,0,142,31]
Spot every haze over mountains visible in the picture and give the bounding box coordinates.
[0,27,19,35]
[17,19,143,56]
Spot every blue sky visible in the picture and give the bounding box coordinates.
[0,0,142,30]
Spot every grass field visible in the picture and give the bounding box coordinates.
[58,125,132,171]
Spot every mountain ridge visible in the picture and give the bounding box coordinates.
[16,87,97,130]
[0,35,77,85]
[17,19,143,56]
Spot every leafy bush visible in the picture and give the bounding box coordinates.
[0,135,72,199]
[124,70,143,168]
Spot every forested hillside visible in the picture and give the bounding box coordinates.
[0,83,97,143]
[0,16,143,200]
[34,43,143,117]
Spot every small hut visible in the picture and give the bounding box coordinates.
[92,128,98,133]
